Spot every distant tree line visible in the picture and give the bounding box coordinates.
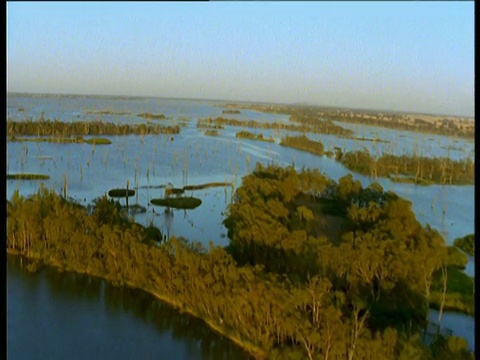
[7,119,180,137]
[221,104,474,140]
[279,136,474,185]
[198,116,353,137]
[339,150,474,185]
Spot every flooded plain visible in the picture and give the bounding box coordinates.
[7,94,475,353]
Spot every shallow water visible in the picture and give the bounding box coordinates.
[7,94,475,352]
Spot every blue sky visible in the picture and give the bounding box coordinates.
[7,1,474,117]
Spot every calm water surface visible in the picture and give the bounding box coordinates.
[7,256,251,360]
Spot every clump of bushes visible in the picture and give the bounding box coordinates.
[150,196,202,209]
[108,189,136,198]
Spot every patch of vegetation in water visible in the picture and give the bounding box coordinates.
[197,122,225,130]
[235,131,274,143]
[7,119,179,136]
[36,155,53,160]
[85,138,112,145]
[150,196,202,209]
[121,203,147,214]
[339,135,390,143]
[108,189,136,198]
[137,112,166,120]
[280,135,324,155]
[7,173,50,180]
[165,188,185,196]
[183,182,232,191]
[388,176,434,186]
[453,234,474,257]
[339,150,474,185]
[9,136,78,143]
[204,129,219,137]
[222,109,241,114]
[86,110,130,116]
[198,116,353,136]
[138,184,166,189]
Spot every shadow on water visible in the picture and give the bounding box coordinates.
[7,255,252,360]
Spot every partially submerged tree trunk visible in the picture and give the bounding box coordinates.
[437,264,448,332]
[126,180,130,211]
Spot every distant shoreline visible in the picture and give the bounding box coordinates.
[7,92,473,120]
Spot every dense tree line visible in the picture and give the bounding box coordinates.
[318,111,474,140]
[278,136,474,185]
[7,167,473,359]
[7,119,180,137]
[280,135,325,156]
[222,104,474,140]
[339,150,474,185]
[198,116,353,137]
[236,131,274,143]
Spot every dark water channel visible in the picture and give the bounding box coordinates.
[7,255,251,360]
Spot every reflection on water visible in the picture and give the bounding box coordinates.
[7,255,251,360]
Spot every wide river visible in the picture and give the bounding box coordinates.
[7,94,475,354]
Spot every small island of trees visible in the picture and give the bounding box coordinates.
[236,131,274,143]
[222,109,241,114]
[278,136,474,185]
[7,119,180,137]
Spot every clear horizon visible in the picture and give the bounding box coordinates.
[7,2,474,117]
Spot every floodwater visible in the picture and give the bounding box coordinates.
[7,255,251,360]
[7,94,475,353]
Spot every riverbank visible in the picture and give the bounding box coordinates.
[6,250,266,359]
